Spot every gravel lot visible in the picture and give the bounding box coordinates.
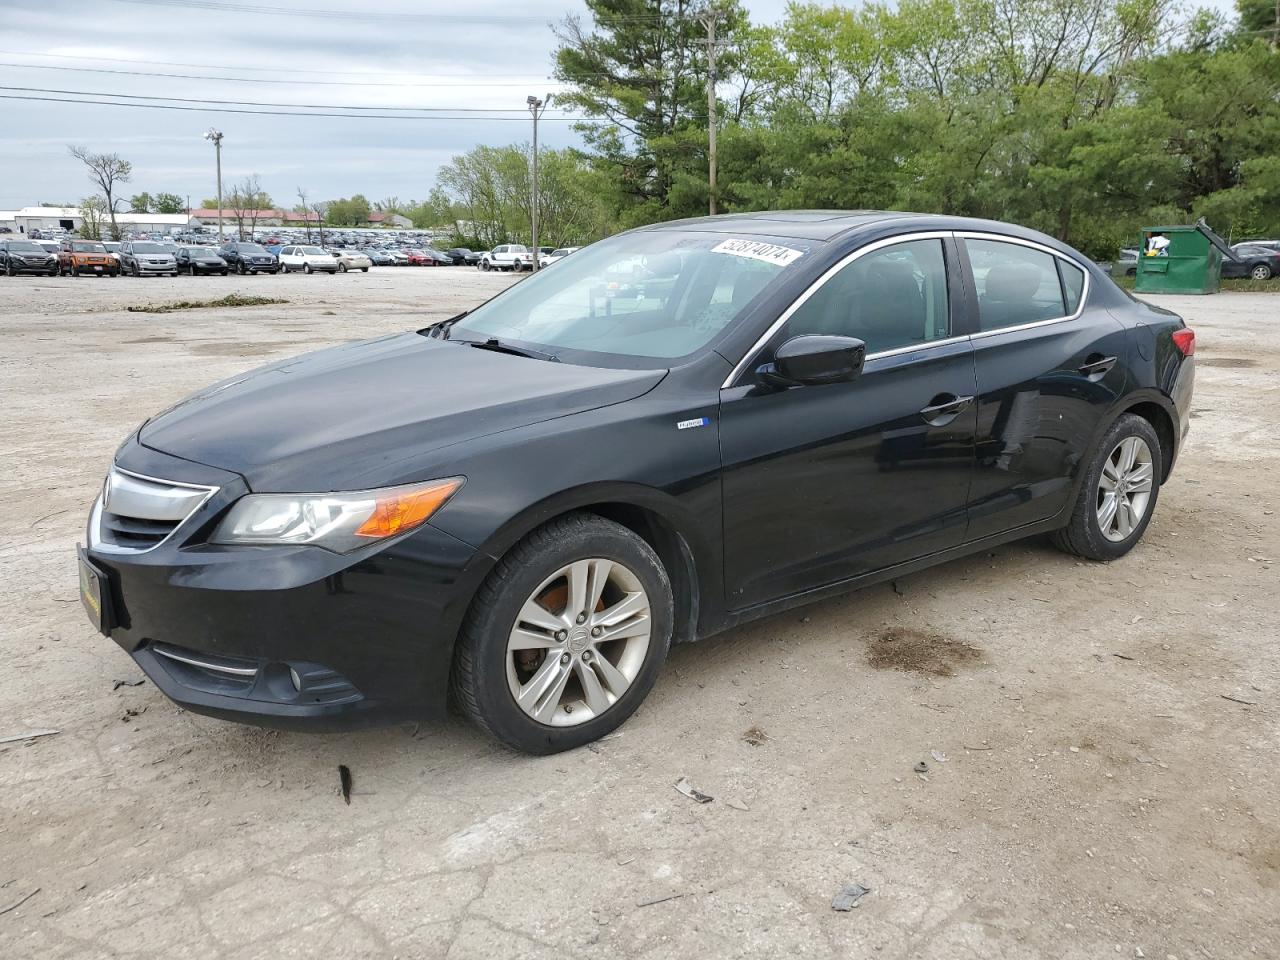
[1,268,1277,960]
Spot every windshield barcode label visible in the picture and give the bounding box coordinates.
[710,239,804,266]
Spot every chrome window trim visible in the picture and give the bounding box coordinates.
[88,466,219,555]
[720,230,955,389]
[955,231,1091,340]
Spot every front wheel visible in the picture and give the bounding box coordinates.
[303,263,312,274]
[1250,263,1272,281]
[1052,413,1162,561]
[452,513,673,754]
[480,260,490,272]
[339,263,347,272]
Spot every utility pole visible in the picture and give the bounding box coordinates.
[701,11,719,216]
[203,128,224,242]
[527,94,548,271]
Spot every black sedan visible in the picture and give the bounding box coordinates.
[1,238,59,276]
[446,247,482,266]
[1223,243,1280,281]
[176,246,229,276]
[79,212,1195,754]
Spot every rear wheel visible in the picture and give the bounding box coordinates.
[452,513,673,754]
[1250,263,1272,281]
[1052,413,1162,561]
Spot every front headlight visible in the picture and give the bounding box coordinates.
[210,478,463,553]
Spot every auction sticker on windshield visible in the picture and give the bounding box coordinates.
[710,238,804,267]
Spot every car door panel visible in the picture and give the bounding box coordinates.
[718,233,977,610]
[959,236,1130,539]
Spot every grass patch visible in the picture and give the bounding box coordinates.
[1111,274,1278,294]
[126,293,289,314]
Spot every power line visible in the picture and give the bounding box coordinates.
[105,0,669,25]
[0,60,574,88]
[0,49,567,79]
[0,84,579,115]
[0,92,596,122]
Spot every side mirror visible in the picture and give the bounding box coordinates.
[757,335,866,388]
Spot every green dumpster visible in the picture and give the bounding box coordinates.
[1134,217,1236,295]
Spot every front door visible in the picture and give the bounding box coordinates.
[719,235,977,609]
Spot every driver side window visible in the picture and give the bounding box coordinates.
[781,239,951,354]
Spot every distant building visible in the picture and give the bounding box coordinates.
[368,212,412,228]
[5,206,197,235]
[189,208,322,228]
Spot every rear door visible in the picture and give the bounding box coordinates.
[719,233,977,608]
[959,234,1129,539]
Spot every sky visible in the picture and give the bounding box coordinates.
[0,0,1236,212]
[0,0,788,211]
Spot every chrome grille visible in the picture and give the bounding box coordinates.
[92,468,218,553]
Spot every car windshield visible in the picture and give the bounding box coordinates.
[239,244,268,254]
[451,230,811,362]
[73,242,106,252]
[131,243,167,253]
[8,241,42,252]
[301,246,326,255]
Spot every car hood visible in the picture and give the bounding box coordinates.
[139,332,666,491]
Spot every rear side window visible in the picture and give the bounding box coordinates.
[1059,260,1085,313]
[966,239,1067,331]
[780,238,951,354]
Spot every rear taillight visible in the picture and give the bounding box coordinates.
[1172,328,1196,357]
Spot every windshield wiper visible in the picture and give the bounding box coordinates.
[465,338,559,362]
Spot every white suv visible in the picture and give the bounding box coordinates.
[478,244,533,272]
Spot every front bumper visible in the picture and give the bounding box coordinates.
[9,259,57,273]
[135,262,176,274]
[84,440,484,730]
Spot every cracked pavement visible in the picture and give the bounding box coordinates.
[2,271,1277,958]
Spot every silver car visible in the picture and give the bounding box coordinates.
[120,241,178,277]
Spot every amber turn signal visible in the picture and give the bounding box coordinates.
[354,479,464,539]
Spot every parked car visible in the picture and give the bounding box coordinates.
[1,238,58,276]
[539,246,581,268]
[219,241,279,275]
[78,211,1195,754]
[1223,243,1280,281]
[402,248,436,266]
[59,240,118,277]
[422,248,454,266]
[278,245,339,274]
[444,247,481,266]
[119,241,178,277]
[479,244,533,272]
[101,241,123,270]
[384,249,410,266]
[361,248,395,266]
[331,249,372,273]
[1116,247,1139,277]
[176,246,229,276]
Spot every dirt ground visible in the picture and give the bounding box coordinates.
[1,268,1276,960]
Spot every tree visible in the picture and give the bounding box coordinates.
[226,175,273,240]
[80,196,108,240]
[295,186,314,241]
[68,146,131,240]
[325,194,372,226]
[128,192,154,213]
[154,192,185,214]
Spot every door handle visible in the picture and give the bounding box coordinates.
[919,394,974,425]
[1078,355,1117,378]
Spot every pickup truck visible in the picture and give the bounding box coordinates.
[478,244,533,272]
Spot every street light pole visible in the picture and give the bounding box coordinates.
[527,95,548,272]
[203,128,224,243]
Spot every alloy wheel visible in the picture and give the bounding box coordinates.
[505,558,652,727]
[1096,436,1154,542]
[1250,264,1271,281]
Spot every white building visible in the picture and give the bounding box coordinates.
[8,206,197,236]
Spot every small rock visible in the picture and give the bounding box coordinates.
[726,798,749,811]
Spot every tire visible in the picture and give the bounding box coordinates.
[339,263,347,272]
[480,260,490,272]
[452,513,674,754]
[361,267,368,272]
[5,262,14,277]
[1125,268,1136,277]
[304,263,312,274]
[132,263,141,278]
[1051,413,1162,561]
[1250,263,1272,281]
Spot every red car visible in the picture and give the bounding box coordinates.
[402,249,434,266]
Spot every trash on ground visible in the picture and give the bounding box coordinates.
[741,725,770,746]
[674,777,713,803]
[1221,694,1257,706]
[930,750,948,763]
[831,882,872,911]
[0,887,40,916]
[725,798,749,811]
[913,761,929,774]
[338,764,353,805]
[637,891,694,908]
[112,679,146,691]
[0,729,59,745]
